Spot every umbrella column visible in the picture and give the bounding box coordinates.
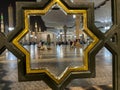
[75,15,82,47]
[63,25,67,45]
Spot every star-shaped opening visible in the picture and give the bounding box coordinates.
[13,0,99,84]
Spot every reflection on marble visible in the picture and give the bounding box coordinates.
[2,45,112,77]
[5,50,17,60]
[0,46,112,89]
[23,44,84,76]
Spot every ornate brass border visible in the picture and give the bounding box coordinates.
[13,0,99,84]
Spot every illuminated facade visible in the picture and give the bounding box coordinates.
[8,4,14,31]
[0,13,5,33]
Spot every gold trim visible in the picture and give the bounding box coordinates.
[13,0,99,84]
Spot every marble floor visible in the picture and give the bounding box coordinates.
[0,45,113,90]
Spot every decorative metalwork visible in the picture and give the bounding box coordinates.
[1,0,120,90]
[13,0,99,84]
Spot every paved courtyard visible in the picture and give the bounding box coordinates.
[0,46,112,90]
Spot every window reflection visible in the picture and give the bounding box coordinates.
[94,0,112,33]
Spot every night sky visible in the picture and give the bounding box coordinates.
[0,0,36,25]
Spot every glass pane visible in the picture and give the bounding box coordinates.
[94,0,112,33]
[20,4,94,77]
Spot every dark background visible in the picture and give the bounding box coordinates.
[0,0,36,26]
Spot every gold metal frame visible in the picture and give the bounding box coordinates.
[13,0,99,84]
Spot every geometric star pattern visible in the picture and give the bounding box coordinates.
[0,0,120,90]
[12,0,99,85]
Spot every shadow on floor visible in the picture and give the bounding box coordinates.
[65,85,113,90]
[0,63,13,90]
